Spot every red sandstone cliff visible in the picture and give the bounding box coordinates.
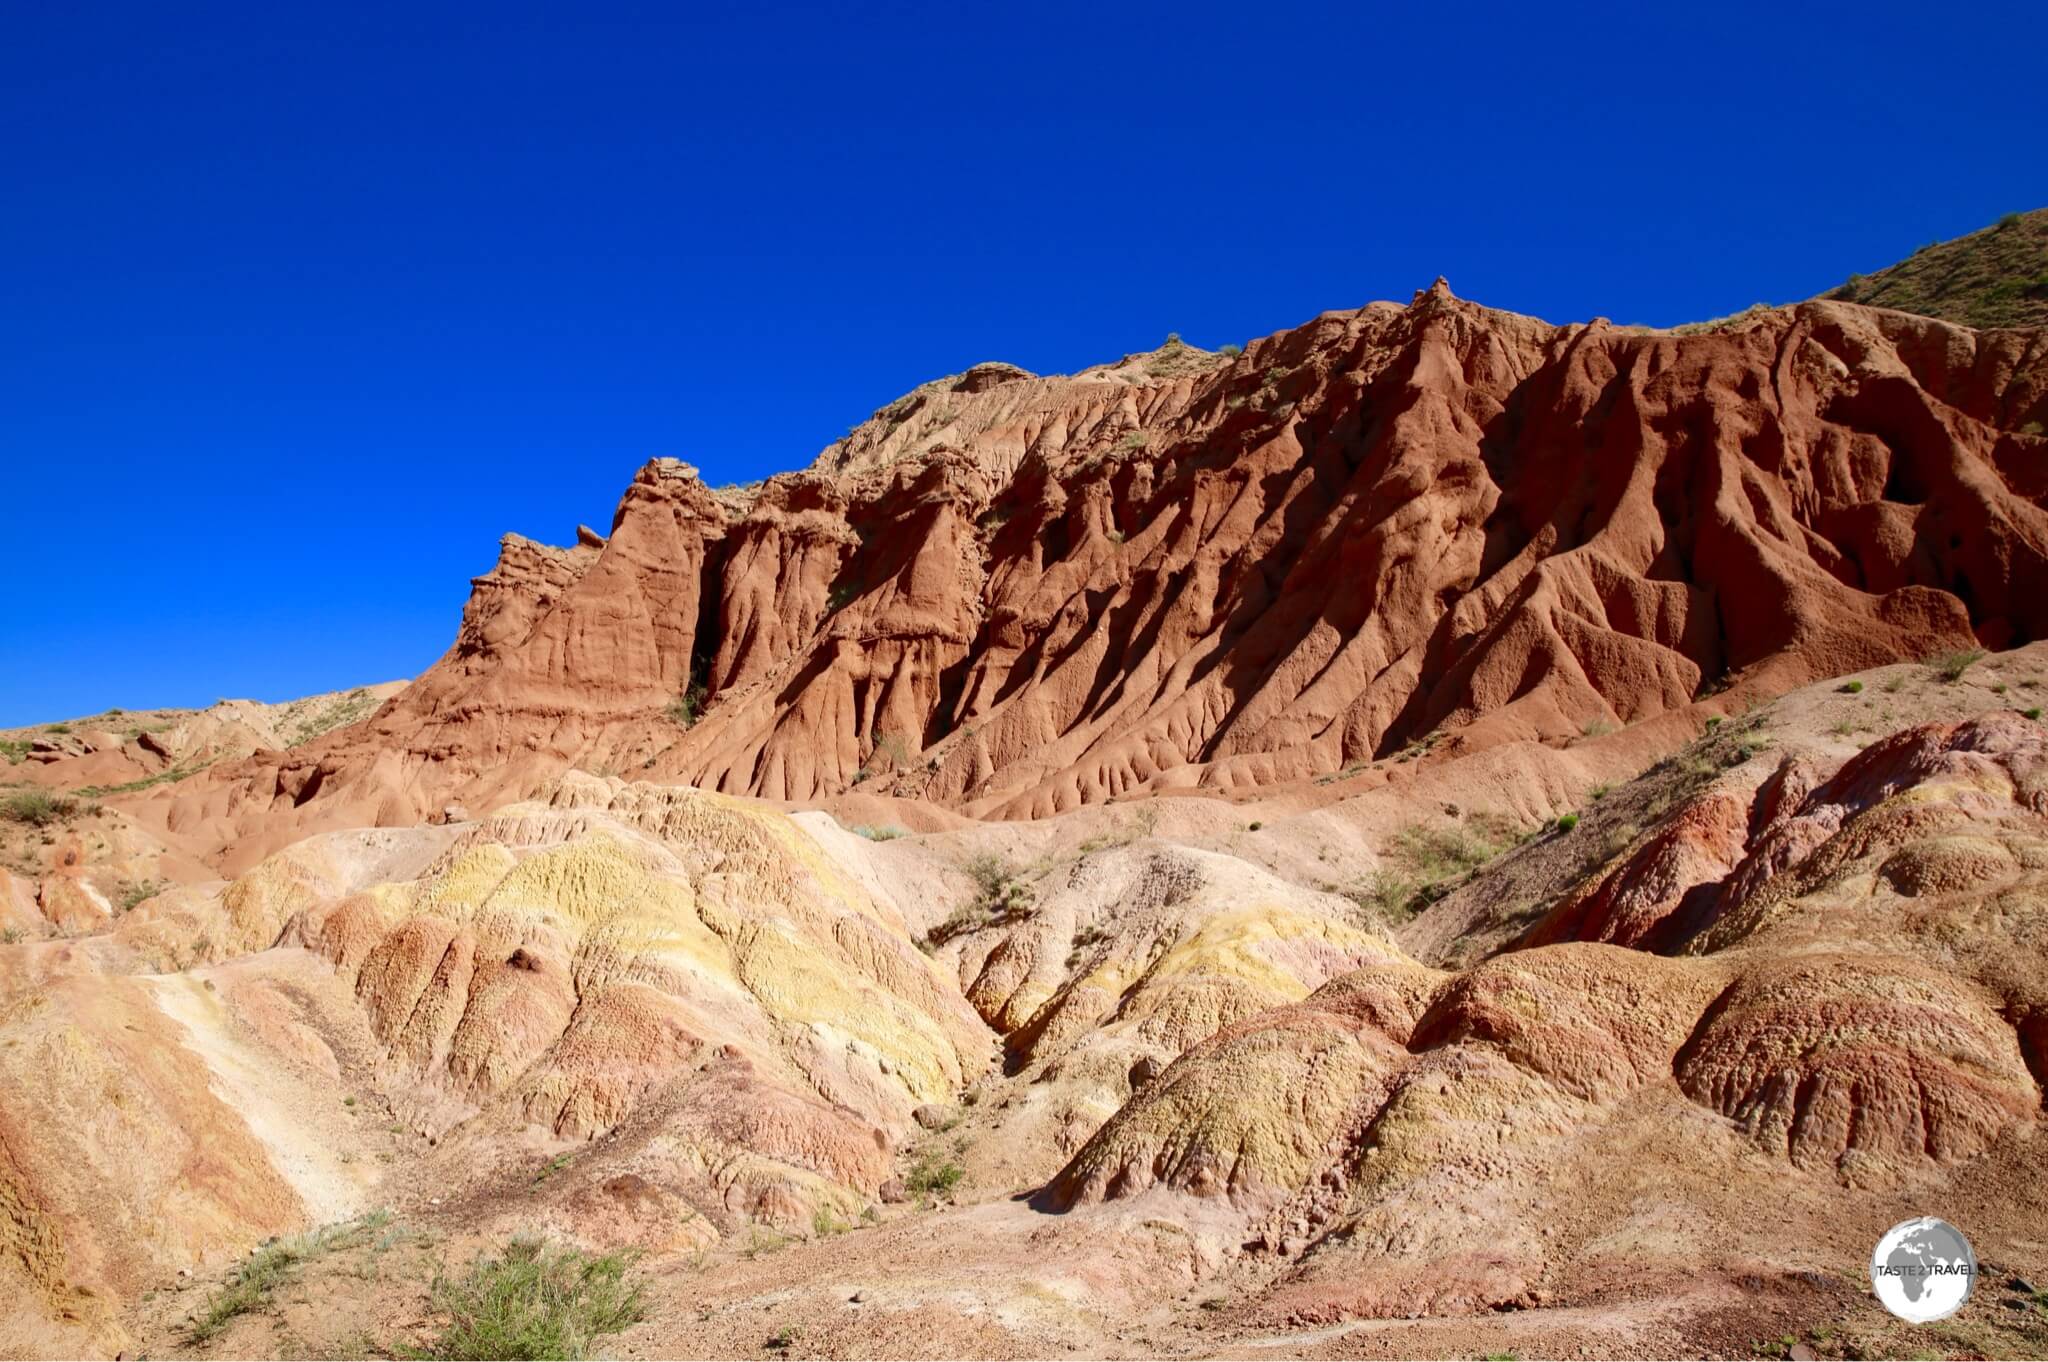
[161,284,2048,868]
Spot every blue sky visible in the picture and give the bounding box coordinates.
[4,0,2045,724]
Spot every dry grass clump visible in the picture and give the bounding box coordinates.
[1344,817,1518,923]
[415,1238,645,1361]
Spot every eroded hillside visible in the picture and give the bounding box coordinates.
[3,652,2046,1359]
[107,284,2048,881]
[5,277,2048,1361]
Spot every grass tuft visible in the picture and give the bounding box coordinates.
[1340,818,1514,924]
[187,1211,391,1344]
[1927,647,1987,683]
[665,683,708,728]
[413,1238,645,1360]
[905,1152,965,1199]
[923,852,1034,945]
[0,789,78,827]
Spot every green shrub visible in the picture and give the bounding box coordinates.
[0,790,77,827]
[665,682,708,727]
[1839,680,1863,694]
[1555,813,1580,833]
[1928,647,1987,683]
[415,1239,645,1361]
[1999,211,2024,229]
[1247,821,1263,832]
[851,824,906,841]
[905,1152,965,1198]
[2026,708,2043,721]
[1217,343,1243,358]
[927,853,1034,944]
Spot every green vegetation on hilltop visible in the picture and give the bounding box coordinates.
[285,685,386,746]
[1821,208,2048,329]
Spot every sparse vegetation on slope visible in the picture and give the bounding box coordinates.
[0,789,81,826]
[285,685,385,745]
[1341,817,1517,923]
[187,1212,391,1344]
[1820,207,2048,328]
[415,1238,645,1361]
[665,682,707,728]
[925,851,1035,944]
[76,763,208,798]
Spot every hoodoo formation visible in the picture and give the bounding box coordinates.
[5,257,2048,1360]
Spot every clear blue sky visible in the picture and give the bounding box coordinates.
[4,1,2045,724]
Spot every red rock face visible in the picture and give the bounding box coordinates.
[170,288,2048,866]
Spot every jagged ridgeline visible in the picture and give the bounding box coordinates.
[160,281,2048,867]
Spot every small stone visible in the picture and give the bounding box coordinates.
[2013,1276,2039,1294]
[849,1290,868,1303]
[1790,1345,1818,1361]
[1128,1056,1163,1089]
[912,1104,949,1130]
[879,1177,909,1205]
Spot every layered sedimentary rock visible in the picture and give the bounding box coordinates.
[152,287,2048,867]
[0,777,992,1354]
[1028,694,2048,1323]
